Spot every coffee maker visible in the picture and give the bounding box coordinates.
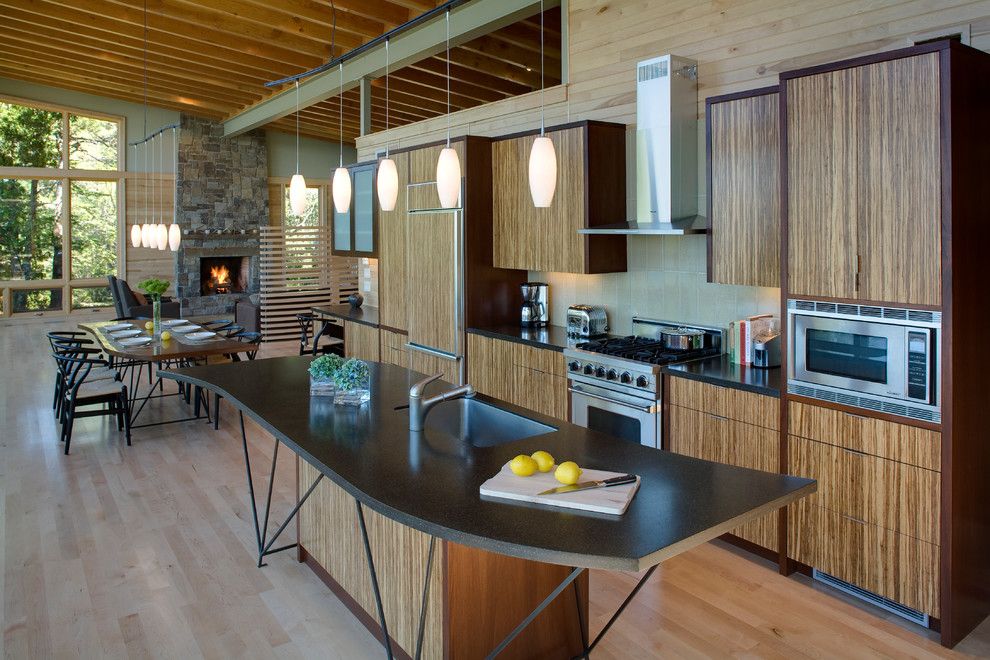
[520,282,549,327]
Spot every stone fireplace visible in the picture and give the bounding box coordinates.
[173,115,267,316]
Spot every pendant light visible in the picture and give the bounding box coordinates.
[156,133,168,250]
[130,145,142,247]
[289,80,308,216]
[332,62,352,213]
[528,0,556,207]
[167,127,180,250]
[376,38,398,211]
[435,9,461,209]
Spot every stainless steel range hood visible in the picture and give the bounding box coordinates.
[579,54,705,236]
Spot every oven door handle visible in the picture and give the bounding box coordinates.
[567,387,656,413]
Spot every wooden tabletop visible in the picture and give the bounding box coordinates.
[79,320,253,361]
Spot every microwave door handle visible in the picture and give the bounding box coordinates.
[567,387,655,413]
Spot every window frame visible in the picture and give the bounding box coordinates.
[0,94,126,318]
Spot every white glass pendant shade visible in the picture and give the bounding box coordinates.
[332,167,351,213]
[156,224,168,250]
[130,224,142,248]
[141,223,151,248]
[377,158,398,211]
[436,147,461,209]
[528,136,557,208]
[289,174,308,216]
[168,223,181,251]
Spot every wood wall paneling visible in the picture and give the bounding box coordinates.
[708,90,781,287]
[344,320,381,362]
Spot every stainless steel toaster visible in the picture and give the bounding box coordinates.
[566,305,609,338]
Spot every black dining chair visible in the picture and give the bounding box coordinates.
[47,331,117,419]
[52,347,131,455]
[212,329,263,429]
[296,313,344,356]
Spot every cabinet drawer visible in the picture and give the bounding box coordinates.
[788,401,940,471]
[344,321,380,362]
[667,377,779,430]
[380,329,407,368]
[789,499,939,616]
[668,405,779,551]
[789,435,939,545]
[514,366,568,421]
[511,342,566,377]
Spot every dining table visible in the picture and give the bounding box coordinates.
[79,318,255,429]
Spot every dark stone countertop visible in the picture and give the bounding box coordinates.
[467,325,624,353]
[663,355,782,397]
[163,357,812,571]
[312,303,379,328]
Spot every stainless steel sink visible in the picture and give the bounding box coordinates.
[422,397,555,447]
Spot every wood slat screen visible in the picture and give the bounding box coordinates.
[259,225,359,342]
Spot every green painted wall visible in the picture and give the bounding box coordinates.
[0,77,354,176]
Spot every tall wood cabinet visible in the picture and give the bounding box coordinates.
[377,151,409,331]
[706,87,781,287]
[491,121,627,274]
[784,52,941,306]
[780,41,990,646]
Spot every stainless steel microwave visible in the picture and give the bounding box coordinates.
[787,300,941,423]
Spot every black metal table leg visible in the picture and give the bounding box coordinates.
[414,536,436,660]
[356,501,395,660]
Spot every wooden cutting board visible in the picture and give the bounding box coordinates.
[479,462,640,515]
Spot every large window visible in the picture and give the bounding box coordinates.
[0,98,123,316]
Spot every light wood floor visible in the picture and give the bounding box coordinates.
[2,319,988,659]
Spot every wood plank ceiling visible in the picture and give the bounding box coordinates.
[0,0,562,143]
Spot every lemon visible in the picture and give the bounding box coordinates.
[530,450,555,473]
[554,461,582,485]
[145,321,154,330]
[509,454,538,477]
[160,330,172,341]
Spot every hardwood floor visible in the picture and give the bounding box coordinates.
[2,319,988,659]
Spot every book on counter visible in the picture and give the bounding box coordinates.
[729,314,778,365]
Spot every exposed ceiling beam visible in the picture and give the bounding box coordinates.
[223,0,553,137]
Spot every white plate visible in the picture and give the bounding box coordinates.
[118,337,153,347]
[171,324,201,333]
[104,323,133,332]
[110,329,143,338]
[186,331,217,341]
[162,319,191,326]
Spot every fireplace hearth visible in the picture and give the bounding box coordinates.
[200,256,249,296]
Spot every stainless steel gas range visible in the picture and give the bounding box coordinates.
[563,318,724,448]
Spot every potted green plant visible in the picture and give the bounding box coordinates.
[137,278,170,339]
[332,358,371,406]
[308,353,344,396]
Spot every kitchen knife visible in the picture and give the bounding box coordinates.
[538,474,637,496]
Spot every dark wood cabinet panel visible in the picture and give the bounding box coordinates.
[707,88,781,287]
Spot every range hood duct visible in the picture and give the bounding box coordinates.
[579,54,705,236]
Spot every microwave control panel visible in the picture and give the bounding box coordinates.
[907,330,930,401]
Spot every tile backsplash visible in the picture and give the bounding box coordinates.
[530,235,780,336]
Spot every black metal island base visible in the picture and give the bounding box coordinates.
[164,357,815,660]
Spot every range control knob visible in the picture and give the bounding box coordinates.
[583,364,595,375]
[595,367,607,378]
[635,375,650,388]
[568,361,581,372]
[606,369,618,381]
[620,372,633,384]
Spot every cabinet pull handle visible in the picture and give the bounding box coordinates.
[841,446,869,458]
[708,413,729,422]
[843,411,866,420]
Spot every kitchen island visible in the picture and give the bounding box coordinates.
[164,357,814,659]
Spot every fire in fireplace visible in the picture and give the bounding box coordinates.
[200,256,249,295]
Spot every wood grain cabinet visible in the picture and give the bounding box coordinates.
[706,87,781,287]
[467,334,568,421]
[343,320,380,362]
[492,121,627,274]
[786,400,941,616]
[377,151,409,331]
[784,52,941,306]
[666,377,781,552]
